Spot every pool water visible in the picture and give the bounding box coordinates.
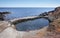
[16,18,49,31]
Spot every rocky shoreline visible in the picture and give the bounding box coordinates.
[0,7,60,38]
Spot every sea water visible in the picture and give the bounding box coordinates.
[0,7,54,31]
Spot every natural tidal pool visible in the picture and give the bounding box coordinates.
[16,18,49,31]
[0,7,54,31]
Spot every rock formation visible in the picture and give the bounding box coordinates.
[0,7,60,38]
[39,7,60,20]
[0,12,10,20]
[44,7,60,38]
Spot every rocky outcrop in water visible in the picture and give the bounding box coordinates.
[0,12,10,20]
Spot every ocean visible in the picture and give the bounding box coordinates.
[0,7,54,31]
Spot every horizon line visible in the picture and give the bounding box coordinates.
[0,6,60,8]
[0,6,57,8]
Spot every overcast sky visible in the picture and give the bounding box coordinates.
[0,0,60,7]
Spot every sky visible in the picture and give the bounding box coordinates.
[0,0,60,7]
